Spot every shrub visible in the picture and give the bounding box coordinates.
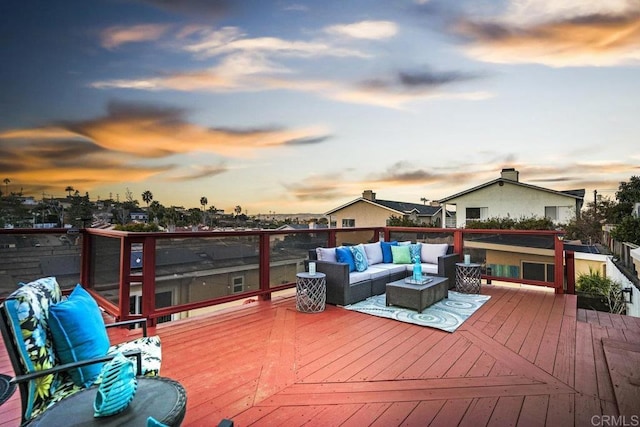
[576,268,625,314]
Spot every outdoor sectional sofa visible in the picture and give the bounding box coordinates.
[307,241,458,306]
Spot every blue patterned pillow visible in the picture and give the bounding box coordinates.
[409,243,422,264]
[335,247,356,272]
[349,244,369,272]
[380,241,398,263]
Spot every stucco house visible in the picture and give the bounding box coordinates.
[325,190,450,228]
[437,168,585,228]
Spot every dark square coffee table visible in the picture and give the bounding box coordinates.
[386,276,449,313]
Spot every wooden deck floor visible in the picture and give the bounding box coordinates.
[1,284,639,426]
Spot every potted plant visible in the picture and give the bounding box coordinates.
[576,268,626,314]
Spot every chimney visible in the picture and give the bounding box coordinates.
[500,168,519,182]
[362,190,376,201]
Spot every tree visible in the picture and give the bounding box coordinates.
[609,176,640,223]
[465,216,555,230]
[611,216,640,245]
[65,186,74,197]
[142,190,153,208]
[387,215,420,227]
[3,178,10,197]
[200,197,208,211]
[564,197,616,244]
[234,205,242,216]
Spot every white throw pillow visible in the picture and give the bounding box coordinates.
[363,242,383,265]
[420,243,449,264]
[316,247,337,262]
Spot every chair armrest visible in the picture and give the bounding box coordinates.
[438,253,459,288]
[10,350,143,384]
[106,318,148,337]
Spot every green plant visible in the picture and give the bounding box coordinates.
[576,268,625,314]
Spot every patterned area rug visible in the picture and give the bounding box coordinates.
[0,373,16,406]
[343,291,491,333]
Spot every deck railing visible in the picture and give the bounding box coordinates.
[0,226,568,325]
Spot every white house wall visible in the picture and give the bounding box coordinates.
[449,182,577,228]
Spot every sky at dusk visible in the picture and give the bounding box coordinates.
[1,0,639,215]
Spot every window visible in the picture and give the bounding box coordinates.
[342,218,355,227]
[522,261,555,282]
[129,291,173,323]
[466,207,487,221]
[544,206,557,220]
[232,276,244,293]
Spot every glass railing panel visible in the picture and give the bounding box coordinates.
[91,234,122,305]
[463,232,557,285]
[389,230,455,245]
[0,231,83,298]
[334,229,378,247]
[150,235,261,307]
[268,231,328,288]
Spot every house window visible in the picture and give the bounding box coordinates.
[466,207,487,221]
[129,291,173,323]
[232,276,244,293]
[342,218,355,227]
[522,261,555,282]
[545,206,558,220]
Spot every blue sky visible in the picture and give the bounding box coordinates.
[1,0,638,215]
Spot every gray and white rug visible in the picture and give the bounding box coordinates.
[343,291,491,333]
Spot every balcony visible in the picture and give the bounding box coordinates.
[1,227,639,425]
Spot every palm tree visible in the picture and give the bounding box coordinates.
[142,190,153,208]
[200,197,208,211]
[3,178,10,197]
[420,197,429,205]
[65,186,74,197]
[234,205,242,216]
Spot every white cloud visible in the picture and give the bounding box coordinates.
[324,20,398,40]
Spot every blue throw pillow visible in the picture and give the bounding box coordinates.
[349,244,369,272]
[49,285,111,387]
[409,243,422,264]
[380,241,398,263]
[335,246,356,272]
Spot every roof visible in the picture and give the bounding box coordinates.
[437,178,586,204]
[325,197,445,217]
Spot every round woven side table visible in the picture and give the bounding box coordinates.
[296,272,326,313]
[455,263,482,294]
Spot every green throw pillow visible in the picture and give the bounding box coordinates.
[391,245,411,264]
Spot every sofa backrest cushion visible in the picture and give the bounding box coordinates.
[335,247,356,272]
[316,247,337,263]
[349,244,369,272]
[391,245,411,264]
[380,241,398,263]
[363,242,383,265]
[421,243,449,264]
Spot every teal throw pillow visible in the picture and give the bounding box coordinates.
[380,241,398,263]
[335,247,356,272]
[409,243,422,264]
[349,244,369,272]
[49,284,111,387]
[391,245,411,264]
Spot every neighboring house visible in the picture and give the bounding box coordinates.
[437,168,585,228]
[325,190,451,228]
[130,211,148,222]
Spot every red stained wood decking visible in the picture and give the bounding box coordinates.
[1,284,640,426]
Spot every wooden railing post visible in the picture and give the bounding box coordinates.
[566,251,575,294]
[554,234,565,294]
[119,235,132,321]
[141,236,156,326]
[259,233,271,301]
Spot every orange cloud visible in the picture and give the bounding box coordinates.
[455,9,640,66]
[100,24,172,49]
